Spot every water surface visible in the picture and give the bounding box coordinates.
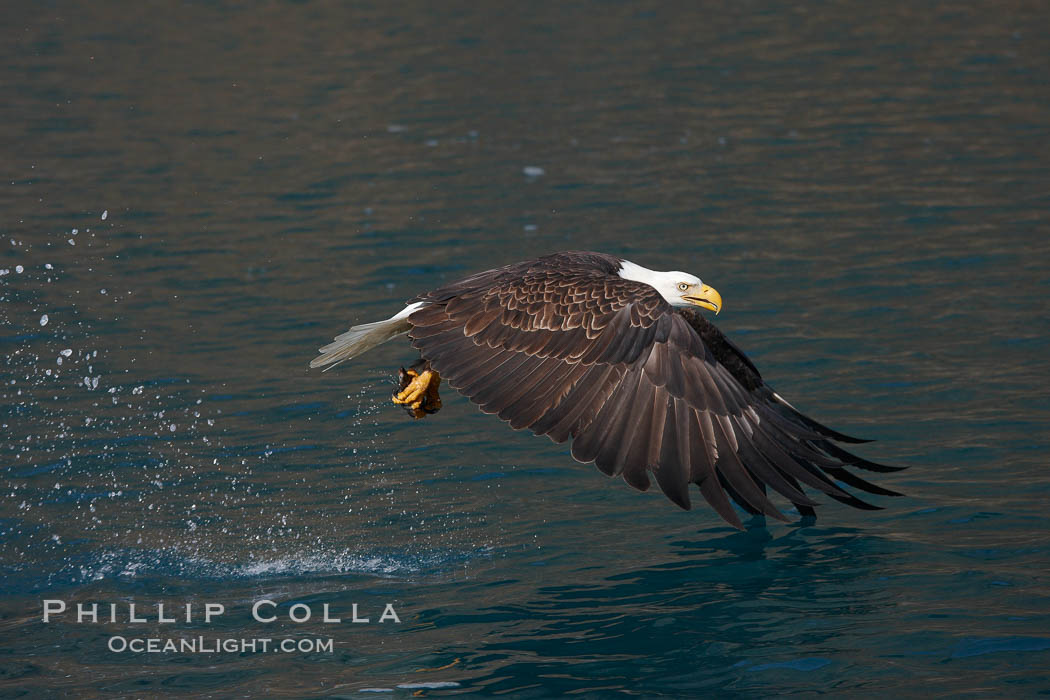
[2,0,1049,696]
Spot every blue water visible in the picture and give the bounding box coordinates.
[3,0,1050,696]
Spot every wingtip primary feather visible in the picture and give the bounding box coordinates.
[816,440,909,473]
[769,391,873,444]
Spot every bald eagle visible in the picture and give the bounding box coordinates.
[311,251,902,528]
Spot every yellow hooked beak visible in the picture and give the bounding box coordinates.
[684,283,722,314]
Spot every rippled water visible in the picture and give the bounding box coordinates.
[3,0,1049,696]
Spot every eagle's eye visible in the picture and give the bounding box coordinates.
[678,282,690,291]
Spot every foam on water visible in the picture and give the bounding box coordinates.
[10,542,495,592]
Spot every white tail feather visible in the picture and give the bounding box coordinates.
[309,302,425,371]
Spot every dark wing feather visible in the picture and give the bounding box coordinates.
[407,252,903,528]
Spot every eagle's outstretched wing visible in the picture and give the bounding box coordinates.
[407,260,903,528]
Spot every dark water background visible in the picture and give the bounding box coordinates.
[3,0,1049,696]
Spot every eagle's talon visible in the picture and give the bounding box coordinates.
[393,367,441,419]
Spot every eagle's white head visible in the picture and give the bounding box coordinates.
[617,259,722,313]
